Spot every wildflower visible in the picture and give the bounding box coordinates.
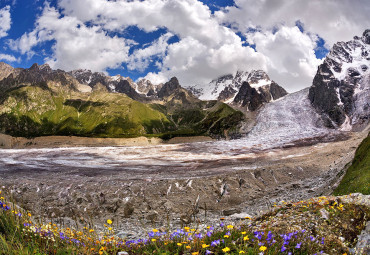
[259,246,267,252]
[28,212,32,217]
[243,236,249,241]
[202,244,210,248]
[106,219,112,225]
[295,242,301,249]
[224,235,229,238]
[152,228,159,232]
[186,245,191,249]
[227,225,234,229]
[205,250,212,255]
[89,229,94,233]
[241,231,246,235]
[206,231,212,237]
[281,246,286,252]
[239,251,245,254]
[177,243,183,246]
[222,247,230,252]
[192,252,199,255]
[151,239,156,242]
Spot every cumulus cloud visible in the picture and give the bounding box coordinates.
[127,32,173,72]
[144,36,267,86]
[0,53,18,62]
[8,0,370,92]
[248,26,323,91]
[10,4,131,72]
[216,0,370,46]
[0,5,11,38]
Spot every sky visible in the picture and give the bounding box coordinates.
[0,0,369,92]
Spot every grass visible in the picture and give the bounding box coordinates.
[0,190,368,255]
[0,85,244,139]
[333,132,370,195]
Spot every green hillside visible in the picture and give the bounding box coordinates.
[0,84,244,139]
[0,85,174,138]
[333,132,370,195]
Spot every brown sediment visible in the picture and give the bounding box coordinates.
[0,131,367,239]
[0,133,213,149]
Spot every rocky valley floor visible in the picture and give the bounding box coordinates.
[0,128,367,240]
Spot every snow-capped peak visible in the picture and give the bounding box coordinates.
[186,70,274,101]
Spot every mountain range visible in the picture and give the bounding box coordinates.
[0,29,369,140]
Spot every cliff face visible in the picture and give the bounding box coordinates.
[309,30,370,130]
[186,70,288,109]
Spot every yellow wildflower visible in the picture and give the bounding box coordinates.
[192,252,199,255]
[151,239,156,242]
[224,235,230,238]
[89,229,94,233]
[28,213,32,217]
[226,225,233,229]
[239,251,245,254]
[152,228,159,232]
[222,247,230,252]
[259,246,267,252]
[177,243,183,246]
[241,231,246,235]
[107,219,112,225]
[243,236,249,241]
[186,245,191,249]
[202,244,209,248]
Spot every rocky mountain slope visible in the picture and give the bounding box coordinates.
[309,29,370,131]
[0,63,243,138]
[187,70,288,110]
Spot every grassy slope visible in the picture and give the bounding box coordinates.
[0,85,174,138]
[0,85,244,139]
[333,132,370,195]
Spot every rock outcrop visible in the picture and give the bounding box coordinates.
[187,70,288,111]
[309,29,370,130]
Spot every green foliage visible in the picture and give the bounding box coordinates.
[0,85,245,139]
[0,86,174,138]
[333,132,370,195]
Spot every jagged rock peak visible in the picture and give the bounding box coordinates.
[157,77,182,98]
[0,62,15,81]
[362,29,370,44]
[309,29,370,130]
[187,69,286,104]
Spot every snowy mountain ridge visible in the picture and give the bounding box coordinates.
[309,29,370,131]
[186,70,274,101]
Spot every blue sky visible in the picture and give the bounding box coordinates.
[0,0,368,92]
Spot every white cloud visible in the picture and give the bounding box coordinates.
[127,32,173,72]
[248,26,323,92]
[216,0,370,46]
[144,36,267,86]
[0,5,11,38]
[9,0,369,92]
[0,53,18,62]
[11,4,131,72]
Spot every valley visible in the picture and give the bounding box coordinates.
[0,28,369,250]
